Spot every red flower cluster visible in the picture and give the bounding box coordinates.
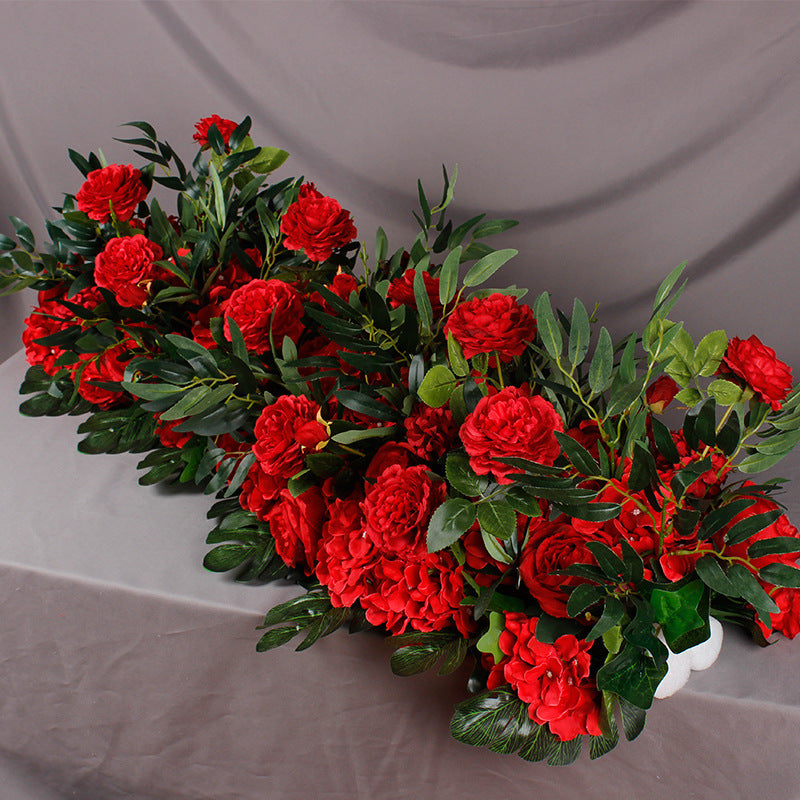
[280,183,357,262]
[76,164,148,223]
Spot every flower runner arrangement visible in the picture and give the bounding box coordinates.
[4,116,800,764]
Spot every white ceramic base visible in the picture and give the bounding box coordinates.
[654,617,723,699]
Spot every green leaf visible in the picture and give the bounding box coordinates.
[649,416,680,463]
[534,292,562,361]
[588,327,614,394]
[446,332,470,378]
[203,543,251,572]
[694,555,739,597]
[566,583,605,617]
[445,451,483,497]
[661,327,695,387]
[585,541,626,581]
[438,246,462,306]
[748,536,800,559]
[697,497,755,540]
[477,501,517,540]
[675,387,702,406]
[596,643,666,710]
[708,378,744,406]
[462,248,518,288]
[476,611,506,663]
[652,262,686,314]
[413,266,433,332]
[758,563,800,588]
[249,146,290,174]
[585,596,626,642]
[9,216,34,252]
[738,450,790,474]
[618,697,647,742]
[554,430,599,477]
[650,580,709,652]
[727,563,780,618]
[567,298,590,367]
[335,389,397,421]
[724,508,782,546]
[417,364,457,408]
[426,498,477,551]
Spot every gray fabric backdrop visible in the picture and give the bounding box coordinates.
[3,2,800,798]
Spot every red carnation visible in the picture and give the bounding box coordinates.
[460,386,563,484]
[486,612,602,741]
[93,235,166,308]
[224,278,304,353]
[280,182,357,262]
[266,486,326,574]
[362,464,447,560]
[387,269,444,319]
[718,335,792,411]
[253,394,328,482]
[76,164,148,223]
[193,115,238,150]
[403,403,459,461]
[444,293,536,362]
[238,461,286,520]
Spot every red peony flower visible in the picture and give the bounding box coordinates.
[154,415,194,449]
[266,486,326,573]
[93,235,165,308]
[718,335,792,411]
[279,182,357,262]
[253,394,328,482]
[364,441,415,480]
[309,271,359,312]
[193,115,238,150]
[460,386,563,484]
[444,293,536,362]
[486,612,602,741]
[387,269,444,319]
[224,278,304,353]
[76,164,148,223]
[75,337,139,408]
[646,375,680,413]
[359,551,473,637]
[519,517,618,617]
[362,464,447,560]
[757,587,800,639]
[403,403,459,461]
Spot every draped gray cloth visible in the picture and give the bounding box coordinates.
[3,2,800,798]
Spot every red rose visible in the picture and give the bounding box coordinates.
[360,551,473,637]
[266,486,326,573]
[154,415,194,449]
[444,293,536,362]
[486,612,601,741]
[519,517,617,617]
[93,235,165,308]
[224,278,304,353]
[387,269,444,319]
[76,164,148,223]
[193,115,238,150]
[646,375,680,413]
[279,182,357,262]
[459,386,563,484]
[403,403,459,461]
[718,335,792,411]
[364,441,415,480]
[362,464,447,560]
[309,271,359,312]
[253,394,328,482]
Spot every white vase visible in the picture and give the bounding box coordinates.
[654,617,723,699]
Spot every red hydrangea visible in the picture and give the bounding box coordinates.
[279,183,357,262]
[266,487,326,573]
[403,403,459,461]
[252,394,328,482]
[718,335,792,411]
[224,278,304,353]
[359,551,473,637]
[387,269,444,319]
[444,293,536,362]
[459,386,563,484]
[486,612,602,741]
[93,235,165,308]
[362,464,447,560]
[238,461,286,520]
[76,164,148,223]
[193,115,238,150]
[757,587,800,639]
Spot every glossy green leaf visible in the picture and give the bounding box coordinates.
[477,500,517,540]
[462,248,518,287]
[426,498,477,552]
[417,364,457,408]
[534,292,562,361]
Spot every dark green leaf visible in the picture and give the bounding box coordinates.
[427,498,477,551]
[724,508,782,546]
[596,643,666,710]
[477,500,517,540]
[758,563,800,588]
[589,327,614,394]
[555,431,599,476]
[462,249,518,288]
[748,536,800,559]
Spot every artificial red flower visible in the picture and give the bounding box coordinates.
[362,464,447,560]
[646,375,680,413]
[459,385,563,484]
[266,486,326,573]
[486,612,602,741]
[279,182,357,262]
[193,115,238,150]
[93,235,166,308]
[252,394,328,482]
[444,293,536,362]
[238,461,286,520]
[718,335,792,411]
[757,587,800,639]
[403,403,459,461]
[75,337,140,408]
[76,164,148,223]
[387,269,444,319]
[224,278,304,353]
